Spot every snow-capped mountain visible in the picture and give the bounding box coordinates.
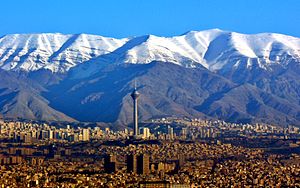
[0,33,128,72]
[0,29,300,127]
[119,29,300,71]
[0,29,299,74]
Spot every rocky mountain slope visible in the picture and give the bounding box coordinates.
[0,29,299,126]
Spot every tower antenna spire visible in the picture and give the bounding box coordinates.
[134,79,137,90]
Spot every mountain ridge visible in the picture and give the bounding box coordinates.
[0,29,299,127]
[1,29,299,74]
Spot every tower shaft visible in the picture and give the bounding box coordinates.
[133,98,139,136]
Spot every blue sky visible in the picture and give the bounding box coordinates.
[0,0,299,38]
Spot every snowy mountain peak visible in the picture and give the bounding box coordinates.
[0,30,299,74]
[0,33,128,72]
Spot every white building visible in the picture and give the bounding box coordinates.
[82,128,90,141]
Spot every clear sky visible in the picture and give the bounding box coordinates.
[0,0,299,38]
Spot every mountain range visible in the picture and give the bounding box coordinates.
[0,29,300,127]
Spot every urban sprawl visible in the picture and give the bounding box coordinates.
[0,117,299,187]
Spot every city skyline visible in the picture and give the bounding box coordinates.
[0,118,299,186]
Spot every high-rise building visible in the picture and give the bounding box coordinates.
[104,154,117,173]
[48,130,54,140]
[31,131,37,139]
[82,128,90,141]
[24,133,31,143]
[127,153,150,175]
[131,86,140,137]
[168,126,174,140]
[105,127,110,134]
[137,154,150,175]
[39,130,48,140]
[127,154,138,174]
[180,128,187,139]
[141,127,151,139]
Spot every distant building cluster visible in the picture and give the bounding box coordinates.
[1,117,299,146]
[147,117,300,140]
[0,121,91,143]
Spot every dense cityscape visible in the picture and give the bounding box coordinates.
[0,116,299,187]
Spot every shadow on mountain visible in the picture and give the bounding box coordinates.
[44,62,149,123]
[44,61,234,125]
